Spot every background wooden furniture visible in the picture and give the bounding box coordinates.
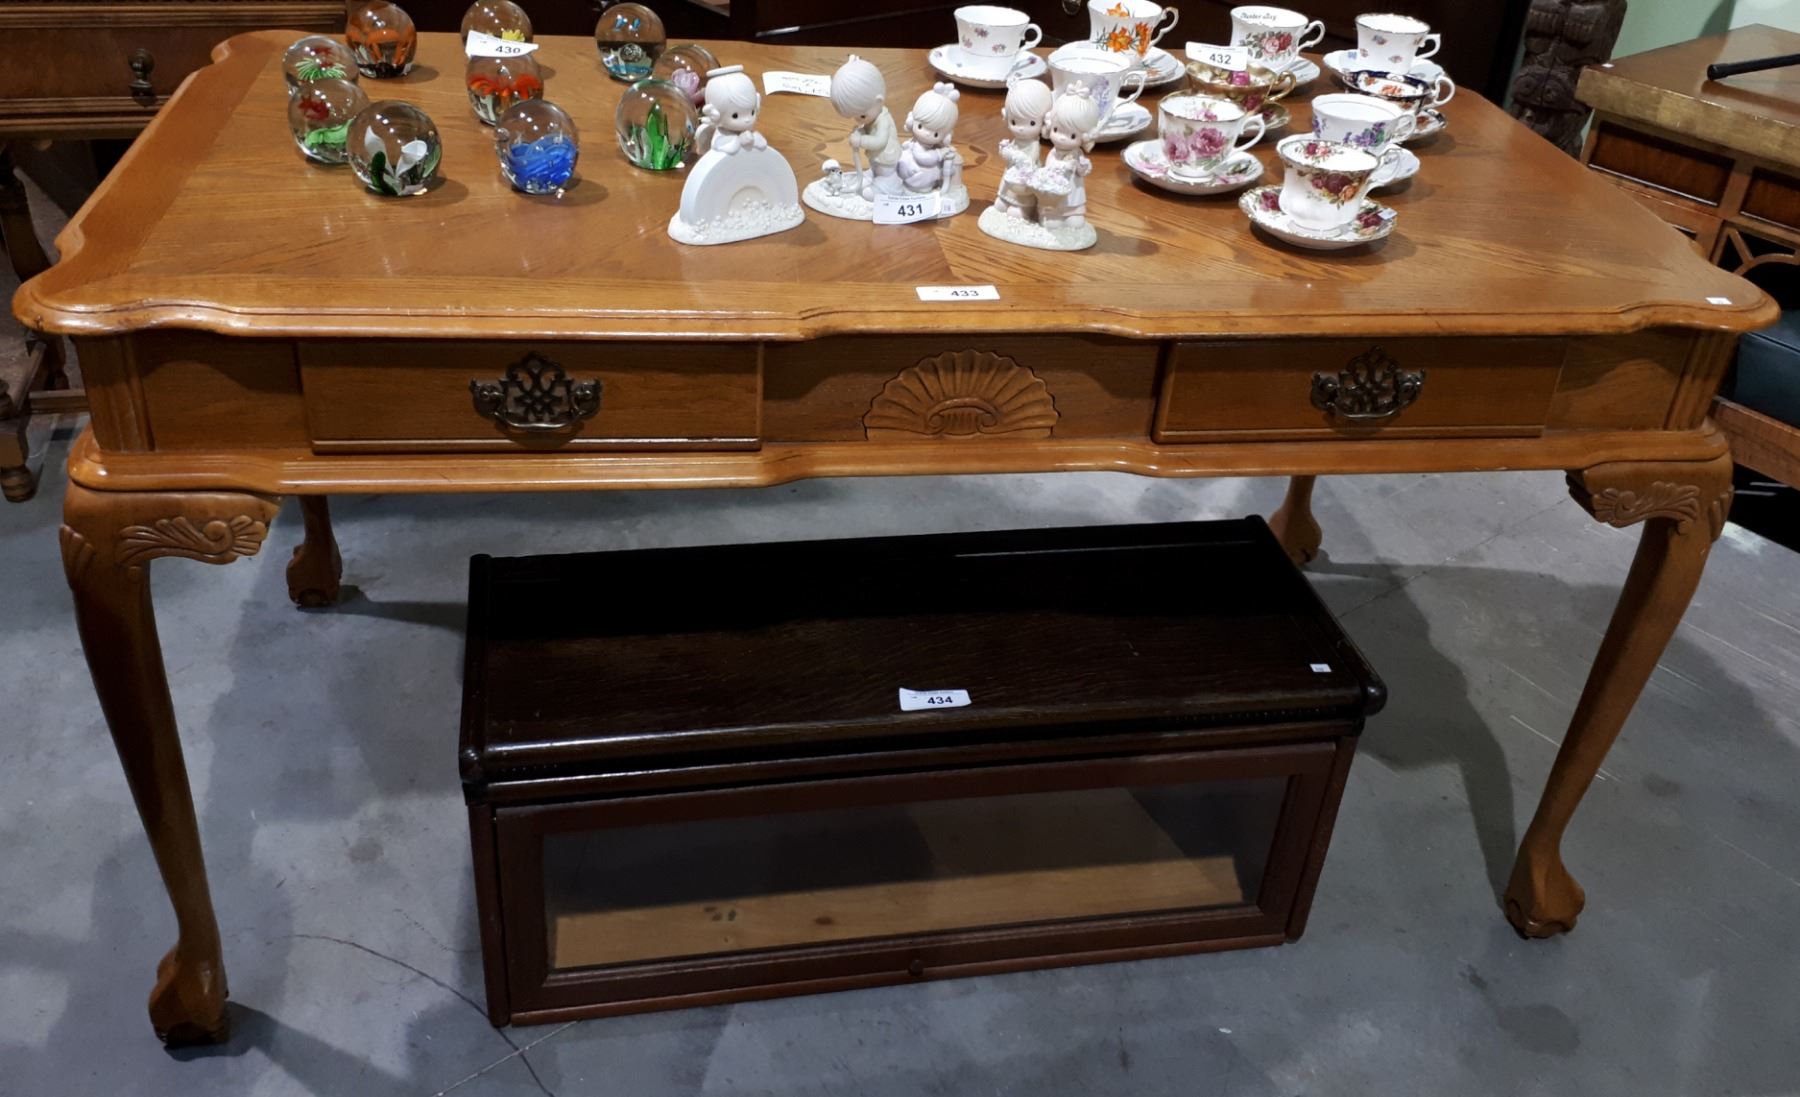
[1580,24,1800,489]
[15,32,1773,1046]
[0,0,343,500]
[463,521,1385,1025]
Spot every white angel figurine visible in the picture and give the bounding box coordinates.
[1032,82,1100,229]
[993,78,1053,220]
[894,82,969,215]
[700,67,767,155]
[829,55,901,198]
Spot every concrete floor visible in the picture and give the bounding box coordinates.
[5,172,1800,1096]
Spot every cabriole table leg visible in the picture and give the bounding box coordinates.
[61,480,283,1045]
[1269,475,1323,566]
[1504,453,1733,936]
[287,495,343,608]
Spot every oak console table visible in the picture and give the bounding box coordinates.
[14,32,1775,1046]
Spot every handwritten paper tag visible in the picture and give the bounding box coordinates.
[466,30,539,57]
[899,688,972,712]
[1188,41,1248,71]
[915,284,999,301]
[763,70,833,96]
[873,190,942,225]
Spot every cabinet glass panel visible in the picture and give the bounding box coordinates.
[542,778,1287,971]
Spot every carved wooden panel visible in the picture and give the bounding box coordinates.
[863,351,1059,440]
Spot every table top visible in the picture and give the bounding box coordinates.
[1578,24,1800,169]
[14,32,1771,342]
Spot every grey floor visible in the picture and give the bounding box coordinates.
[5,175,1800,1096]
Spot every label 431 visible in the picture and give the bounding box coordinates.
[873,190,942,225]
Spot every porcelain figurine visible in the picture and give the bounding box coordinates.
[977,80,1100,250]
[802,55,903,220]
[668,65,804,245]
[991,77,1053,220]
[894,81,969,216]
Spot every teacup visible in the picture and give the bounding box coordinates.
[1350,12,1440,74]
[1158,94,1265,180]
[1049,45,1148,123]
[1275,134,1380,229]
[1088,0,1179,64]
[1229,6,1325,72]
[954,5,1043,78]
[1184,58,1297,115]
[1310,92,1415,175]
[1349,68,1455,119]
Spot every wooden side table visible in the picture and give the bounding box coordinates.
[0,0,343,500]
[1579,24,1800,487]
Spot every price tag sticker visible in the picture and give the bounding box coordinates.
[763,70,833,96]
[1310,663,1332,673]
[1188,41,1249,71]
[915,284,999,301]
[1706,296,1732,305]
[899,688,972,712]
[873,190,942,225]
[466,29,539,57]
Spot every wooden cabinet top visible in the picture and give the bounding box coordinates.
[1578,24,1800,170]
[13,31,1773,341]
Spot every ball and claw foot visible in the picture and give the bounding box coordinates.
[1502,848,1584,939]
[1,465,34,503]
[150,945,231,1046]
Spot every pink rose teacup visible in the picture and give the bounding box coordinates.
[1158,94,1265,181]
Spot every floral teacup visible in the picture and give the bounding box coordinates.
[1184,59,1297,115]
[1229,6,1325,72]
[954,5,1043,79]
[1349,69,1455,120]
[1351,12,1440,74]
[1088,0,1179,64]
[1158,94,1265,180]
[1050,45,1148,124]
[1310,92,1415,176]
[1275,135,1379,229]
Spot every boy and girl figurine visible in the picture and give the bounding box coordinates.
[806,54,1100,246]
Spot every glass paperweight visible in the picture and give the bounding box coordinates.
[348,101,442,195]
[650,43,718,105]
[460,0,533,43]
[466,54,544,125]
[346,1,418,78]
[594,2,665,82]
[615,78,696,170]
[282,36,358,93]
[496,100,579,196]
[288,78,371,163]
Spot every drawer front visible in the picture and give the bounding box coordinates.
[299,341,761,453]
[1156,338,1567,443]
[2,21,330,105]
[1586,121,1734,206]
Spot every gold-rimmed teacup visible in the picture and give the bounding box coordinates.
[1184,58,1297,115]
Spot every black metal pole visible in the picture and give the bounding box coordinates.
[1706,52,1800,81]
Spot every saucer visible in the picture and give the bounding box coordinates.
[1322,49,1446,88]
[928,44,1047,89]
[1372,146,1420,188]
[1260,102,1291,132]
[1279,56,1321,87]
[1403,108,1447,143]
[1124,142,1263,195]
[1240,185,1396,250]
[1140,46,1186,88]
[1093,101,1153,143]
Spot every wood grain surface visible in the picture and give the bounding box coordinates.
[13,32,1773,340]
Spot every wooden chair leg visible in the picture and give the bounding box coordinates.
[1503,454,1733,936]
[62,480,283,1044]
[1269,475,1323,566]
[1,370,35,502]
[286,495,343,607]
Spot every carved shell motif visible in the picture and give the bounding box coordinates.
[864,351,1059,439]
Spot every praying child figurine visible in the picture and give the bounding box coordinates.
[668,65,805,245]
[802,54,904,220]
[894,82,969,217]
[977,80,1100,251]
[992,78,1053,221]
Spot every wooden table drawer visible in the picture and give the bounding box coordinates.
[299,341,761,453]
[1155,338,1567,443]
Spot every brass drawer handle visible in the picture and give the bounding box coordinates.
[129,48,156,102]
[470,352,602,433]
[1311,346,1425,422]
